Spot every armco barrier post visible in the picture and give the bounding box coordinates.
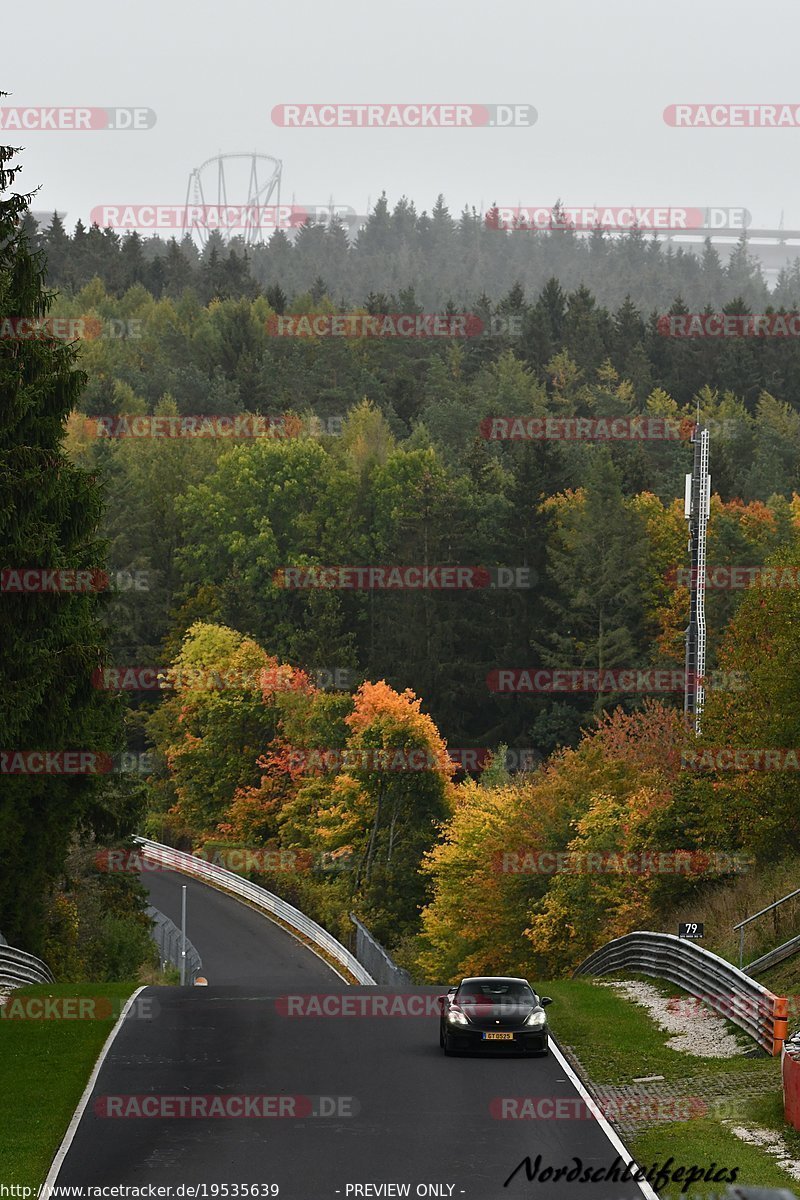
[774,995,789,1055]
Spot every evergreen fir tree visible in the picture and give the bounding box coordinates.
[0,132,127,950]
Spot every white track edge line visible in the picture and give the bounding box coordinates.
[548,1036,660,1199]
[43,985,148,1189]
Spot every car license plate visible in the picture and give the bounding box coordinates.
[484,1032,514,1040]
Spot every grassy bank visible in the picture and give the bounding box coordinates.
[544,977,776,1084]
[545,976,799,1193]
[0,982,138,1186]
[630,1117,797,1196]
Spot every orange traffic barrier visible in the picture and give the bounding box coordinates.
[774,995,789,1056]
[783,1034,800,1129]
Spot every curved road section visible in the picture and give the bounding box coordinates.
[51,869,654,1199]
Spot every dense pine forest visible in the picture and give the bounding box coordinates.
[24,196,800,314]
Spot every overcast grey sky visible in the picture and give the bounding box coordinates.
[6,0,800,232]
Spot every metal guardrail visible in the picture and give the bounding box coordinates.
[133,837,375,985]
[747,933,800,978]
[147,905,203,984]
[0,945,55,988]
[574,931,788,1055]
[734,887,800,969]
[350,914,411,986]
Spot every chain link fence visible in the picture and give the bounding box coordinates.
[147,905,203,984]
[350,914,411,986]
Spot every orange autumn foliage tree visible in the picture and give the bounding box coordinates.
[225,677,457,948]
[523,704,710,972]
[416,771,569,983]
[147,622,315,839]
[415,703,691,981]
[225,688,352,847]
[311,681,457,945]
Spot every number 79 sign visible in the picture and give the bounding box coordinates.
[678,922,704,939]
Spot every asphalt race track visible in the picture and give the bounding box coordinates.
[143,868,335,987]
[50,870,654,1199]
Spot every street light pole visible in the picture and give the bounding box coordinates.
[180,885,187,986]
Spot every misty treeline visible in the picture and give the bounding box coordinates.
[26,190,800,315]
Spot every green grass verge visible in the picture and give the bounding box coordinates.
[0,982,138,1187]
[543,977,778,1085]
[746,1091,800,1159]
[542,977,800,1192]
[630,1118,798,1196]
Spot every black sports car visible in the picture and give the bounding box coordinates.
[438,976,552,1055]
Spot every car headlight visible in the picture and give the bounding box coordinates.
[524,1009,546,1028]
[447,1008,469,1025]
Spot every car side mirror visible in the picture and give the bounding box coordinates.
[540,996,553,1006]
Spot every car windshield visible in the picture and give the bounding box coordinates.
[457,982,536,1006]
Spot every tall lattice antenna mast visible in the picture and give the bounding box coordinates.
[684,425,711,733]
